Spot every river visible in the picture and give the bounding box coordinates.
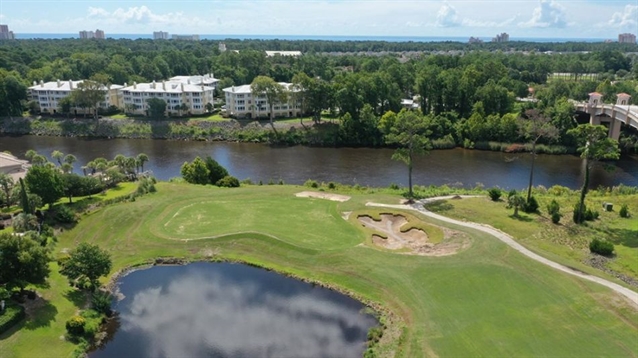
[1,135,636,189]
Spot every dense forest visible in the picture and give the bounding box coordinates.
[0,38,637,152]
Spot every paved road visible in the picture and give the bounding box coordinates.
[367,196,638,306]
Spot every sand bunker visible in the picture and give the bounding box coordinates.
[358,214,470,256]
[295,191,351,202]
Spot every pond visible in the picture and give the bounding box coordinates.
[90,262,378,358]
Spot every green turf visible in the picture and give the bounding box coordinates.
[1,183,637,357]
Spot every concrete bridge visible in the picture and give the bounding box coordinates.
[572,92,638,140]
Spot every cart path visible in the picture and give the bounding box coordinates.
[366,195,638,306]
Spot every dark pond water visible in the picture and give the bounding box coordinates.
[1,135,637,189]
[90,263,377,358]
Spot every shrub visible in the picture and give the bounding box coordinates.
[91,292,113,316]
[305,179,319,188]
[522,196,539,213]
[585,208,599,221]
[487,187,502,201]
[54,206,77,224]
[619,204,630,218]
[327,182,336,190]
[589,238,614,256]
[547,199,560,216]
[216,176,240,188]
[572,204,598,223]
[278,179,284,185]
[65,315,86,335]
[551,212,562,224]
[0,302,26,334]
[547,185,571,196]
[388,183,400,190]
[240,178,253,185]
[12,213,39,233]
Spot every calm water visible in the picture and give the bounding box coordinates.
[1,135,637,189]
[90,263,377,358]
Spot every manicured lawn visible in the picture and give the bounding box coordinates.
[1,183,637,357]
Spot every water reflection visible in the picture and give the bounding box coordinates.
[91,263,376,358]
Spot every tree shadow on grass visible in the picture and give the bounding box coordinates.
[603,228,638,248]
[63,289,89,310]
[424,200,454,212]
[24,300,58,330]
[0,317,26,340]
[508,214,533,222]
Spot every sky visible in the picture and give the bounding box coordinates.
[0,0,637,39]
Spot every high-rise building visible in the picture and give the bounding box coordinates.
[172,34,200,41]
[153,31,169,40]
[618,33,636,44]
[0,24,15,40]
[79,29,104,39]
[491,32,509,42]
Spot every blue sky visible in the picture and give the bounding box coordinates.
[0,0,637,39]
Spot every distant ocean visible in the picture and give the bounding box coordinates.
[14,33,608,43]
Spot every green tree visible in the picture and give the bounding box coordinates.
[0,173,15,208]
[379,109,431,199]
[181,157,210,185]
[25,165,64,209]
[507,193,526,217]
[60,242,112,290]
[519,109,558,202]
[61,173,84,204]
[73,79,107,119]
[58,96,74,118]
[0,72,28,116]
[51,150,64,166]
[567,124,620,223]
[136,153,149,173]
[146,98,167,118]
[0,233,50,291]
[205,156,229,184]
[251,75,287,127]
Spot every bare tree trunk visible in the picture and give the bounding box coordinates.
[526,141,536,202]
[577,157,590,223]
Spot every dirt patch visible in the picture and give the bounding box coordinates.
[295,191,351,202]
[341,211,352,220]
[360,214,470,256]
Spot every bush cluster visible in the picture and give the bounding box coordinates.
[54,205,77,224]
[522,196,539,213]
[216,176,240,188]
[546,199,561,224]
[65,315,86,335]
[589,238,614,256]
[487,187,502,201]
[619,204,630,218]
[573,204,599,224]
[305,179,319,188]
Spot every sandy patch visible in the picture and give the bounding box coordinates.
[295,191,351,202]
[341,211,352,220]
[359,214,469,256]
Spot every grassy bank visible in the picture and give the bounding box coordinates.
[1,183,637,357]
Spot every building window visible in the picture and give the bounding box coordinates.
[237,106,245,111]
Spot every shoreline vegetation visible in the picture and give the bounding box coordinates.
[0,116,583,155]
[0,180,636,357]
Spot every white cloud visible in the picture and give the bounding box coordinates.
[112,271,375,357]
[607,5,638,28]
[463,15,519,28]
[436,1,461,27]
[86,6,207,28]
[519,0,569,28]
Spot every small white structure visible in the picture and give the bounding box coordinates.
[616,93,631,106]
[265,51,302,57]
[169,74,219,90]
[588,92,603,106]
[0,152,30,181]
[223,83,302,119]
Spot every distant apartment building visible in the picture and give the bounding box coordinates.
[0,24,15,40]
[79,29,105,39]
[223,83,302,119]
[28,80,122,115]
[120,80,214,116]
[172,34,200,41]
[219,43,227,52]
[468,37,483,44]
[153,31,169,40]
[265,51,302,57]
[169,74,219,90]
[492,32,509,42]
[618,33,636,44]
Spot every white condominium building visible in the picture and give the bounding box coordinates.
[223,83,302,119]
[153,31,169,40]
[169,73,219,90]
[120,80,214,116]
[28,80,123,115]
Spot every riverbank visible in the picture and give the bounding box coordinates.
[0,116,583,154]
[1,183,636,357]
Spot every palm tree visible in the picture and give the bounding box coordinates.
[25,149,38,161]
[31,155,48,166]
[136,153,149,173]
[64,154,77,166]
[113,154,126,169]
[61,163,73,174]
[507,194,526,217]
[51,150,64,165]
